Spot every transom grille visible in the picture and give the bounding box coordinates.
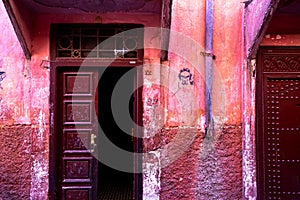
[54,24,143,59]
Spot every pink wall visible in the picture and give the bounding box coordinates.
[157,0,206,199]
[0,1,31,198]
[244,0,272,58]
[156,0,244,199]
[1,0,245,198]
[2,0,292,199]
[1,2,162,198]
[0,2,28,124]
[243,1,277,199]
[213,0,243,125]
[34,12,162,200]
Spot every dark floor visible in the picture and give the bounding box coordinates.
[98,163,133,200]
[98,180,133,200]
[97,67,135,200]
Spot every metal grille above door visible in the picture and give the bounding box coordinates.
[53,24,143,59]
[257,48,300,200]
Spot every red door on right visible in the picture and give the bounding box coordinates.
[257,47,300,199]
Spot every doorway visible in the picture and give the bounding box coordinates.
[257,47,300,199]
[97,67,135,199]
[49,24,144,200]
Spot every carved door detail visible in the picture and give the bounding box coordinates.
[258,48,300,199]
[56,67,98,199]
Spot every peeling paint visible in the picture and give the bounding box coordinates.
[1,0,298,198]
[261,34,300,46]
[275,34,281,40]
[143,151,161,200]
[37,110,46,140]
[30,157,48,199]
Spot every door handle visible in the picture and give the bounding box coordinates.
[90,133,97,153]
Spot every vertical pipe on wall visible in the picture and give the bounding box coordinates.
[160,0,173,62]
[205,0,214,136]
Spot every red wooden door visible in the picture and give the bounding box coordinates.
[52,66,99,199]
[257,47,300,199]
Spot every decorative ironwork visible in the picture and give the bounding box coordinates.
[55,25,142,59]
[263,55,300,72]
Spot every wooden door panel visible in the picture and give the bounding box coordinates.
[63,100,93,124]
[63,72,93,96]
[280,163,300,192]
[63,157,93,181]
[63,129,91,153]
[263,77,300,198]
[57,67,98,200]
[63,186,92,200]
[258,48,300,199]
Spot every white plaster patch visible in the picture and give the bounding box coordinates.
[31,158,48,199]
[37,110,46,141]
[32,159,47,182]
[197,115,206,132]
[143,151,161,200]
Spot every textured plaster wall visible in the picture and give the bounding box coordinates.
[0,1,45,199]
[213,0,243,125]
[244,0,272,58]
[0,2,29,125]
[142,0,244,199]
[243,1,277,199]
[34,10,162,200]
[8,0,33,57]
[158,0,206,199]
[0,0,276,199]
[1,3,163,199]
[32,12,162,200]
[199,0,243,199]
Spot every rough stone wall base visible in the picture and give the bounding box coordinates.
[198,124,243,199]
[0,125,48,199]
[0,125,31,199]
[158,125,242,199]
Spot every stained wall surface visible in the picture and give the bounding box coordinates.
[0,2,33,198]
[146,0,244,199]
[245,0,272,58]
[0,0,283,199]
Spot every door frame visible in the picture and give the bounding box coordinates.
[49,24,144,200]
[256,46,300,199]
